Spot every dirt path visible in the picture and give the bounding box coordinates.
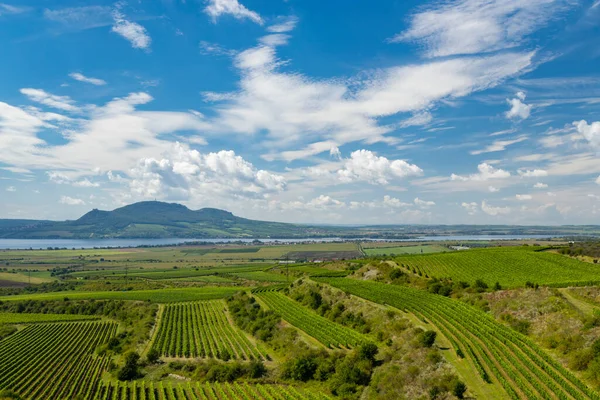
[559,288,600,317]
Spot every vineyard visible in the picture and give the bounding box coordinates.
[394,246,600,287]
[317,277,600,400]
[0,286,242,303]
[95,380,331,399]
[255,291,366,348]
[151,300,266,360]
[0,320,117,399]
[0,312,99,324]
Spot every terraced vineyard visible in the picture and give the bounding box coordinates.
[0,320,117,399]
[255,291,367,348]
[394,246,600,287]
[0,312,100,324]
[318,277,600,400]
[151,300,266,360]
[96,381,331,400]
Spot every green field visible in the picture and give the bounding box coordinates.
[152,300,265,360]
[363,244,450,256]
[256,291,367,348]
[317,277,598,400]
[96,380,332,399]
[0,312,100,324]
[0,321,117,399]
[394,246,600,287]
[0,286,243,303]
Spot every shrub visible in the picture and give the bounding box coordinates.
[418,330,437,348]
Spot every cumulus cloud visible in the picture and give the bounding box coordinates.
[19,88,79,112]
[59,196,85,205]
[414,197,435,208]
[6,186,16,192]
[516,194,532,200]
[451,163,510,181]
[112,10,151,50]
[391,0,571,57]
[488,185,500,192]
[69,72,106,86]
[481,200,510,216]
[128,143,285,201]
[337,150,423,185]
[518,169,548,177]
[383,195,412,208]
[506,92,531,120]
[204,0,263,25]
[462,202,478,215]
[329,146,342,160]
[596,176,600,185]
[534,182,548,188]
[573,120,600,151]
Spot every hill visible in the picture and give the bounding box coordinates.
[0,201,337,239]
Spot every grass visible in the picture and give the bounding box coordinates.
[0,271,55,284]
[0,286,244,303]
[0,312,100,324]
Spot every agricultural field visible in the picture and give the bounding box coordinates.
[318,277,599,400]
[394,246,600,287]
[0,286,241,303]
[256,291,367,348]
[0,320,117,399]
[151,300,266,360]
[363,244,450,256]
[0,312,99,324]
[96,380,331,399]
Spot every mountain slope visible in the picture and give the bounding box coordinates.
[0,201,336,239]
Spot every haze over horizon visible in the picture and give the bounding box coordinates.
[1,0,600,225]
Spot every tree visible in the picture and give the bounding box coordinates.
[452,381,467,399]
[474,279,488,291]
[418,330,437,348]
[493,282,502,291]
[357,342,379,362]
[146,348,160,364]
[117,352,141,381]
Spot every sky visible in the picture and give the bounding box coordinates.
[1,0,600,225]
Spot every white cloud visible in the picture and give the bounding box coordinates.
[19,88,79,112]
[391,0,571,58]
[516,194,532,200]
[383,195,411,208]
[43,6,112,30]
[69,72,106,86]
[573,120,600,151]
[59,196,85,205]
[470,136,527,155]
[0,3,29,15]
[73,178,100,187]
[534,182,548,188]
[488,185,500,192]
[481,200,510,216]
[337,150,423,185]
[267,16,298,33]
[128,143,285,201]
[199,41,237,57]
[506,92,531,120]
[414,197,435,208]
[112,10,151,50]
[204,0,263,25]
[399,111,433,128]
[462,202,478,215]
[596,176,600,185]
[518,168,548,177]
[6,186,16,192]
[329,146,342,160]
[451,163,510,181]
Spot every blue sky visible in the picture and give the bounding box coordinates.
[1,0,600,225]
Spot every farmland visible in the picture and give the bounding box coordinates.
[0,321,117,399]
[96,381,331,399]
[393,246,600,287]
[317,277,599,400]
[0,312,99,324]
[256,291,367,348]
[151,300,265,360]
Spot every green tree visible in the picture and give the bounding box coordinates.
[117,352,141,381]
[418,330,437,348]
[452,381,467,399]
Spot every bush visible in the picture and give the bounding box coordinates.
[452,381,467,399]
[357,342,378,362]
[418,330,437,348]
[0,390,22,400]
[474,279,488,291]
[117,352,141,381]
[146,348,160,364]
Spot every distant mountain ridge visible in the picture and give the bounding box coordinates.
[0,201,333,239]
[1,201,599,239]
